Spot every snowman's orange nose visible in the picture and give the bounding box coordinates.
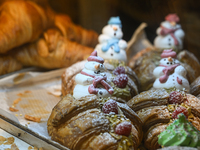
[168,57,173,62]
[170,21,176,26]
[95,64,100,70]
[113,26,118,31]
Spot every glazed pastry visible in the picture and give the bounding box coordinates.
[129,49,200,92]
[127,89,200,149]
[127,50,200,150]
[154,14,185,50]
[0,0,55,54]
[61,51,139,102]
[95,16,128,62]
[48,51,143,150]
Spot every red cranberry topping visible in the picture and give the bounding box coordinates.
[102,99,118,114]
[115,121,132,136]
[172,107,189,119]
[168,91,185,104]
[113,66,126,75]
[113,74,128,88]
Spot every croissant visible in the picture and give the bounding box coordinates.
[127,89,200,150]
[47,94,143,150]
[128,49,200,92]
[54,14,98,48]
[0,55,22,76]
[0,0,55,54]
[13,29,94,69]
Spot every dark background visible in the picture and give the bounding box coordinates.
[48,0,200,60]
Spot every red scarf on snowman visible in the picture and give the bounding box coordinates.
[159,49,182,85]
[81,50,114,95]
[160,14,180,46]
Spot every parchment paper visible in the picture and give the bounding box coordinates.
[0,61,85,142]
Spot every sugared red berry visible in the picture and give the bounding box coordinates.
[168,91,185,104]
[172,107,188,119]
[113,66,126,75]
[102,99,118,114]
[115,121,132,136]
[113,74,128,88]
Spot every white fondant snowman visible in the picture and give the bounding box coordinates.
[154,14,185,50]
[95,16,127,62]
[153,49,190,92]
[73,50,113,99]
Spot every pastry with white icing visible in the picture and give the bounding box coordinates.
[95,16,127,62]
[48,51,143,150]
[153,49,190,92]
[154,14,185,50]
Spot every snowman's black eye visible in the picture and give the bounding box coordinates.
[170,62,173,65]
[99,91,103,95]
[94,70,101,74]
[167,62,169,64]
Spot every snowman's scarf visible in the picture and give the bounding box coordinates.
[160,26,180,46]
[159,64,180,83]
[101,39,120,53]
[81,71,114,95]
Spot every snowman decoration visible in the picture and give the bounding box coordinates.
[154,14,185,50]
[153,49,190,92]
[95,16,128,62]
[73,50,113,99]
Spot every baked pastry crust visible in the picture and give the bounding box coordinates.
[47,94,143,150]
[127,89,200,150]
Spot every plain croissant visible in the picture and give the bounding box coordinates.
[14,29,94,69]
[54,14,98,47]
[0,0,55,53]
[0,55,22,75]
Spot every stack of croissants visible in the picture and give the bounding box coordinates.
[0,0,98,76]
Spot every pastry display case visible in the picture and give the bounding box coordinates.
[0,0,200,150]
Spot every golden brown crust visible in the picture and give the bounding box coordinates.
[144,123,167,150]
[136,106,170,132]
[0,0,55,53]
[184,94,200,118]
[128,48,161,91]
[127,89,169,111]
[54,14,98,48]
[190,76,200,96]
[0,55,22,75]
[47,94,142,150]
[127,89,200,149]
[177,50,200,82]
[14,29,93,69]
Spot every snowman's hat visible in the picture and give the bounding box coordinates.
[165,14,180,23]
[161,49,177,58]
[87,50,104,64]
[108,16,122,27]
